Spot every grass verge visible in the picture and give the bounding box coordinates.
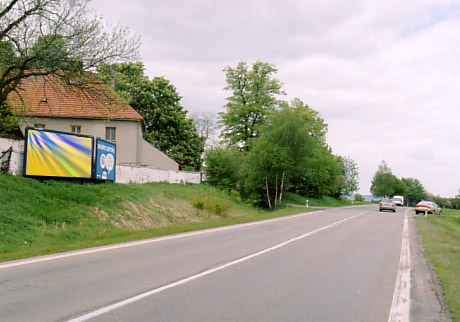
[416,211,460,321]
[1,174,329,261]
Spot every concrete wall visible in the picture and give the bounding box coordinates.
[0,138,24,176]
[115,165,201,184]
[0,137,199,184]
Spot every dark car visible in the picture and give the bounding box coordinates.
[379,198,396,212]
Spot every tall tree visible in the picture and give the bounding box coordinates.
[338,156,359,196]
[0,0,140,133]
[243,104,342,207]
[283,98,342,199]
[290,98,328,144]
[370,160,398,197]
[401,177,426,206]
[245,107,302,208]
[98,62,205,170]
[218,61,285,151]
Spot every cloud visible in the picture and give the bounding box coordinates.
[90,0,460,196]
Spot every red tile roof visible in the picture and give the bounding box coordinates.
[8,73,143,121]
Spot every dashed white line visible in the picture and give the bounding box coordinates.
[388,211,411,322]
[67,211,366,322]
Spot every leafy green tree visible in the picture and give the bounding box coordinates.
[29,34,82,71]
[98,63,205,170]
[370,160,398,197]
[285,98,342,199]
[300,147,343,199]
[401,177,426,206]
[244,108,299,208]
[393,177,407,196]
[203,147,243,192]
[0,0,139,134]
[338,156,359,196]
[244,104,341,207]
[218,61,285,151]
[290,98,328,144]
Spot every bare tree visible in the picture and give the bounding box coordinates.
[192,112,219,147]
[0,0,140,131]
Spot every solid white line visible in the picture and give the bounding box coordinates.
[388,211,411,322]
[67,211,366,322]
[0,210,321,270]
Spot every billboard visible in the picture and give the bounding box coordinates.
[24,127,94,179]
[95,138,116,181]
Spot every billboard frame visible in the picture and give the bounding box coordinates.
[94,138,117,182]
[23,127,95,180]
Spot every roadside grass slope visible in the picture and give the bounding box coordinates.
[1,174,336,261]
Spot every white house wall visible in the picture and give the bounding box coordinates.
[21,117,178,170]
[139,138,178,170]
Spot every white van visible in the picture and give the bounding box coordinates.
[393,196,404,206]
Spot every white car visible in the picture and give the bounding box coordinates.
[379,198,396,212]
[393,196,404,206]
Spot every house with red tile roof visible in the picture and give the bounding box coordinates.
[8,73,178,171]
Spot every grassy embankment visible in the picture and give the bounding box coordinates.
[416,209,460,321]
[0,174,361,262]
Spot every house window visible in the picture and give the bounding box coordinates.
[105,127,116,141]
[71,125,81,134]
[34,123,45,128]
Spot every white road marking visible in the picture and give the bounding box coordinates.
[67,211,366,322]
[0,210,323,270]
[388,211,411,322]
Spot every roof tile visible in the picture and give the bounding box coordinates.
[8,73,143,121]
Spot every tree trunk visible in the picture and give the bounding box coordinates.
[274,173,278,208]
[265,177,272,209]
[279,171,285,206]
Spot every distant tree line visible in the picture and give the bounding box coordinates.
[370,160,457,208]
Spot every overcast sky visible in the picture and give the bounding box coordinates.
[89,0,460,197]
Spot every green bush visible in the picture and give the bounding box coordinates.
[192,196,232,216]
[192,198,205,210]
[203,147,242,192]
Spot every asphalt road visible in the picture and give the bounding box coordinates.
[0,204,450,321]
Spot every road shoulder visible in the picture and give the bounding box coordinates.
[409,213,452,322]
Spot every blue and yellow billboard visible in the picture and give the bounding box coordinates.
[24,127,94,179]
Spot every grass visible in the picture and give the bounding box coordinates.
[284,192,370,207]
[3,173,458,318]
[416,211,460,321]
[1,174,332,261]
